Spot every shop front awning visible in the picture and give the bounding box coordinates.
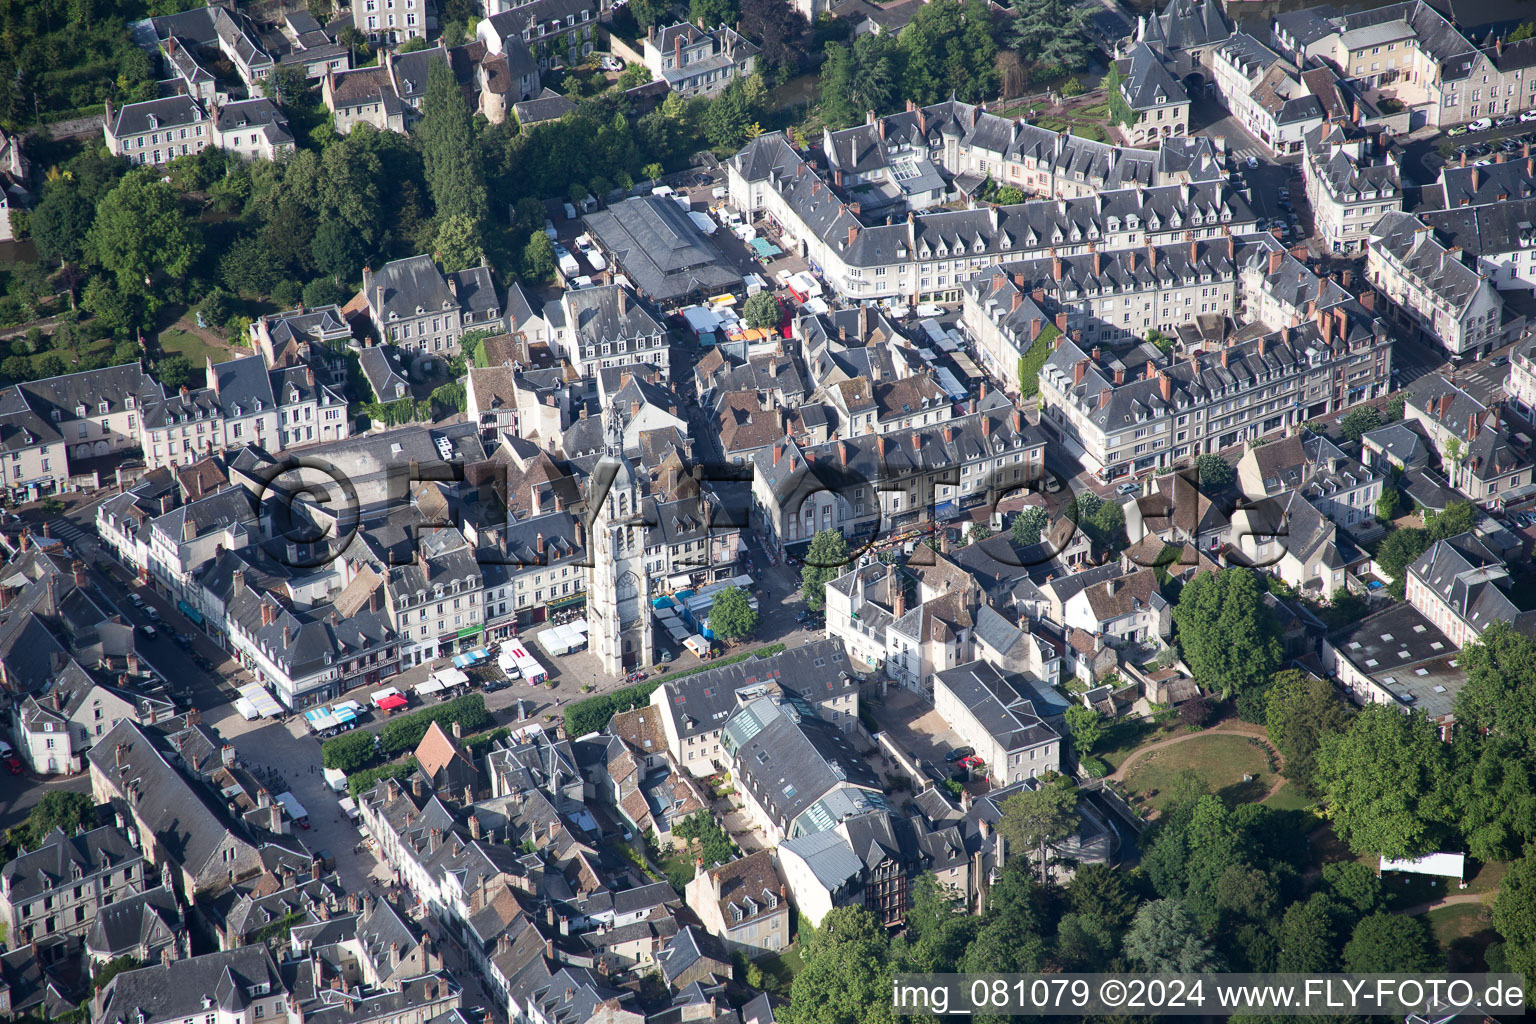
[547,594,587,610]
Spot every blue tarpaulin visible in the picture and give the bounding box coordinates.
[177,600,204,625]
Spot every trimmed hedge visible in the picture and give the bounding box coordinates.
[348,758,418,798]
[377,694,492,757]
[321,730,377,773]
[563,644,789,738]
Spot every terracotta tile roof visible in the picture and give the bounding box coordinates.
[610,707,665,755]
[415,720,475,781]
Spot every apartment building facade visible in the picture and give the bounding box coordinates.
[1367,210,1517,359]
[1304,123,1403,254]
[643,21,758,97]
[1038,309,1391,481]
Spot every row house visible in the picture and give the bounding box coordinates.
[1404,375,1535,502]
[1406,531,1536,649]
[1236,431,1385,531]
[1210,33,1325,156]
[477,0,600,71]
[142,4,273,91]
[960,235,1242,389]
[727,131,1257,304]
[93,946,289,1024]
[555,285,668,382]
[1419,178,1536,293]
[649,639,859,777]
[821,100,1223,217]
[719,694,889,846]
[105,96,293,166]
[1508,335,1536,421]
[1114,42,1190,146]
[0,826,146,949]
[385,528,486,667]
[1038,308,1392,482]
[352,0,427,44]
[363,255,506,356]
[1272,1,1536,128]
[643,21,758,98]
[749,400,1047,555]
[1304,122,1403,255]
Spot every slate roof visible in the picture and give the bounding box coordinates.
[213,98,292,146]
[653,637,856,742]
[720,695,886,836]
[776,827,863,891]
[95,945,284,1023]
[513,88,577,125]
[583,196,744,303]
[1409,532,1535,635]
[2,825,141,903]
[85,882,180,960]
[932,660,1059,753]
[1438,156,1536,208]
[1420,194,1536,258]
[562,284,665,346]
[86,720,253,882]
[109,94,208,138]
[1118,42,1188,111]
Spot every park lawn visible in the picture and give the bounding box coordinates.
[1121,733,1278,811]
[753,946,805,998]
[157,327,224,375]
[1428,903,1498,971]
[1464,858,1508,895]
[1261,780,1316,812]
[1096,714,1179,771]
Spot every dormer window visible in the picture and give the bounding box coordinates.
[75,404,87,418]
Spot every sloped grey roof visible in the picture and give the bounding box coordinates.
[96,946,285,1022]
[583,196,743,303]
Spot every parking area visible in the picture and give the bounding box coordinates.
[866,688,969,783]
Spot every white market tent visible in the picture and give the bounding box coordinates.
[435,667,470,688]
[237,683,284,718]
[415,678,447,697]
[1380,853,1465,879]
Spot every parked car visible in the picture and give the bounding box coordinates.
[1447,125,1470,137]
[1491,355,1510,367]
[600,56,623,71]
[1470,117,1494,132]
[1522,109,1536,123]
[1496,115,1518,128]
[944,746,975,763]
[1117,480,1141,496]
[483,679,508,693]
[0,741,21,775]
[1246,155,1260,169]
[138,623,157,639]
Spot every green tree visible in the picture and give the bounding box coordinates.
[897,0,997,105]
[36,354,66,378]
[1313,703,1456,858]
[967,523,993,544]
[1426,499,1475,541]
[742,291,781,330]
[3,356,34,382]
[156,355,194,391]
[780,907,896,1024]
[419,58,488,223]
[199,287,234,329]
[691,0,739,28]
[701,76,764,148]
[1376,487,1402,523]
[900,874,975,973]
[739,0,808,76]
[1376,525,1430,591]
[262,65,308,105]
[1512,21,1536,42]
[1170,568,1283,698]
[1342,913,1441,973]
[997,773,1080,885]
[1276,893,1340,972]
[673,810,738,865]
[1123,899,1223,972]
[1104,62,1134,127]
[220,235,284,296]
[1265,670,1351,792]
[432,213,485,273]
[302,278,350,309]
[310,218,366,284]
[1339,405,1383,443]
[1002,0,1092,74]
[1010,505,1050,546]
[800,528,849,612]
[818,42,860,130]
[1320,861,1383,915]
[7,791,97,854]
[1452,623,1536,860]
[708,585,759,640]
[1063,704,1104,757]
[87,172,201,302]
[91,956,143,994]
[1492,845,1536,984]
[521,231,557,282]
[1194,453,1235,491]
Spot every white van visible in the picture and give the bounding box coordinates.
[563,202,578,220]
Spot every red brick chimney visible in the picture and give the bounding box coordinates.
[1158,371,1172,402]
[1269,249,1282,276]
